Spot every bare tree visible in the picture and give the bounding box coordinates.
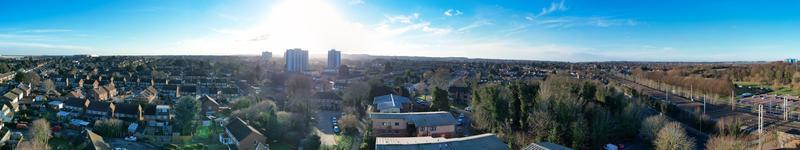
[31,119,51,144]
[641,115,668,142]
[705,135,748,150]
[17,141,50,150]
[654,122,695,150]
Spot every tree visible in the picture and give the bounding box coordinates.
[174,96,201,135]
[339,65,350,76]
[571,117,588,149]
[431,87,450,111]
[43,79,57,95]
[16,141,49,150]
[641,115,669,142]
[94,119,125,137]
[705,135,747,150]
[343,82,370,118]
[716,116,744,137]
[302,134,321,150]
[654,122,695,150]
[338,114,359,135]
[31,119,51,144]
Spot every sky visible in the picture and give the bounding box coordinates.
[1,0,799,62]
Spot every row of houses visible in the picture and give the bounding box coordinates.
[59,97,172,126]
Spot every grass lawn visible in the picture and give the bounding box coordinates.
[735,81,800,96]
[772,87,800,96]
[48,137,71,150]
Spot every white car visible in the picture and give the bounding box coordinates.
[125,136,137,141]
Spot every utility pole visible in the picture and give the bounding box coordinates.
[785,96,789,121]
[703,94,706,115]
[759,104,764,134]
[731,90,735,111]
[690,85,694,102]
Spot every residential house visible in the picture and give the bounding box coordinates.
[523,142,573,150]
[92,87,109,101]
[135,86,158,104]
[223,117,268,150]
[369,111,457,137]
[113,103,141,122]
[85,130,111,150]
[372,94,413,113]
[375,134,507,150]
[448,86,471,105]
[85,101,115,120]
[313,92,342,111]
[143,104,171,127]
[0,72,15,83]
[200,95,221,116]
[64,98,90,116]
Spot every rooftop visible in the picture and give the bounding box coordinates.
[369,111,456,127]
[376,134,507,150]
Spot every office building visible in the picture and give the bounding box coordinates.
[261,51,272,62]
[327,49,341,69]
[284,48,309,72]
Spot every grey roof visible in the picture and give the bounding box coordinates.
[369,111,456,127]
[372,94,412,111]
[522,142,573,150]
[226,117,265,142]
[376,134,507,150]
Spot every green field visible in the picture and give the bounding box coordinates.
[735,81,800,96]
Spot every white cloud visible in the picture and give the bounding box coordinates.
[444,9,463,17]
[534,0,567,18]
[457,20,492,32]
[532,17,638,28]
[385,13,420,24]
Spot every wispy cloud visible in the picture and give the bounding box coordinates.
[457,20,492,32]
[444,9,463,17]
[0,41,89,50]
[533,0,567,19]
[378,13,452,35]
[21,29,73,33]
[384,13,419,24]
[533,17,638,28]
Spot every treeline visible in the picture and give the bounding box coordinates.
[727,62,800,89]
[634,69,734,97]
[470,76,649,149]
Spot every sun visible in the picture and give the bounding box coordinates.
[260,0,350,53]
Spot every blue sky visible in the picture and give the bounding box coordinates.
[1,0,799,61]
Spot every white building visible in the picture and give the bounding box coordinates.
[285,48,309,72]
[261,51,272,62]
[327,49,341,69]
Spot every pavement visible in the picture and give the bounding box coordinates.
[315,110,342,146]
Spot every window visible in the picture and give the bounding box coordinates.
[382,122,388,126]
[431,127,437,131]
[394,122,400,126]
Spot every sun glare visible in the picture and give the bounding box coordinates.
[261,0,350,53]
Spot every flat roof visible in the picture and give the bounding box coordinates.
[376,134,507,150]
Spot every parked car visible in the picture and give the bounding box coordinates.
[333,126,340,134]
[125,136,137,141]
